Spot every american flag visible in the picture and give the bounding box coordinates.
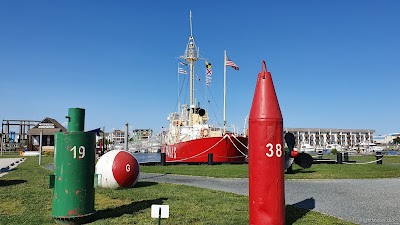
[225,56,239,70]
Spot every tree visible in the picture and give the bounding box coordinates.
[393,137,400,144]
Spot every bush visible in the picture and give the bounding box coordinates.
[43,151,54,157]
[331,149,338,155]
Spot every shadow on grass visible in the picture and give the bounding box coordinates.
[286,198,315,225]
[135,181,158,188]
[0,179,27,187]
[286,169,316,174]
[140,173,167,180]
[0,167,19,173]
[91,197,168,222]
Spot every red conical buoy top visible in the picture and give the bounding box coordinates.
[249,61,282,120]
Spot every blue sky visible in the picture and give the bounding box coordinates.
[1,1,399,135]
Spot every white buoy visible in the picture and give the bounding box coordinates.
[96,150,140,189]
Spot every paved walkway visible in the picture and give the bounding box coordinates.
[140,173,400,225]
[0,158,25,177]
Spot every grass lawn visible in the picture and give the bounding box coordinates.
[0,156,356,224]
[140,155,400,179]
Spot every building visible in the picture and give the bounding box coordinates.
[110,129,126,144]
[284,128,375,150]
[131,129,153,141]
[373,133,400,145]
[27,118,67,151]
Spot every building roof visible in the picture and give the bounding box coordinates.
[27,117,67,135]
[27,128,65,135]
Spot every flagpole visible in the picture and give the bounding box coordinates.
[177,62,180,110]
[205,62,208,115]
[223,50,227,134]
[190,10,193,37]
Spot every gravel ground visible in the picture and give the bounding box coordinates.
[140,173,400,225]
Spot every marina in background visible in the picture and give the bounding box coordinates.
[1,117,399,156]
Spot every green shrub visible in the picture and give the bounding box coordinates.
[43,151,54,157]
[331,149,338,155]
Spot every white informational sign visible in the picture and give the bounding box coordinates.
[38,123,55,128]
[151,205,169,218]
[33,136,39,145]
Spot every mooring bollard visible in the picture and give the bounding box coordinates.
[160,152,166,166]
[337,152,343,164]
[344,152,349,162]
[317,150,323,159]
[208,153,213,166]
[376,151,383,164]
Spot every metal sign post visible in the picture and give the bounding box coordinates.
[125,123,129,151]
[1,135,3,156]
[39,129,43,165]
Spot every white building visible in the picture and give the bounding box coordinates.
[373,133,400,145]
[284,128,375,150]
[110,129,126,144]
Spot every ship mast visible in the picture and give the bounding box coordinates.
[181,10,199,126]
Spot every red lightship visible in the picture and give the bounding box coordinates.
[161,11,248,163]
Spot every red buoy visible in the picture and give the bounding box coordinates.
[249,60,285,225]
[96,150,140,189]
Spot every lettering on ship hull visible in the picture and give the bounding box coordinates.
[165,146,177,159]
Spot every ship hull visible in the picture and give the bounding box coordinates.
[162,135,248,163]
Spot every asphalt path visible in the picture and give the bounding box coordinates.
[140,173,400,225]
[0,158,25,177]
